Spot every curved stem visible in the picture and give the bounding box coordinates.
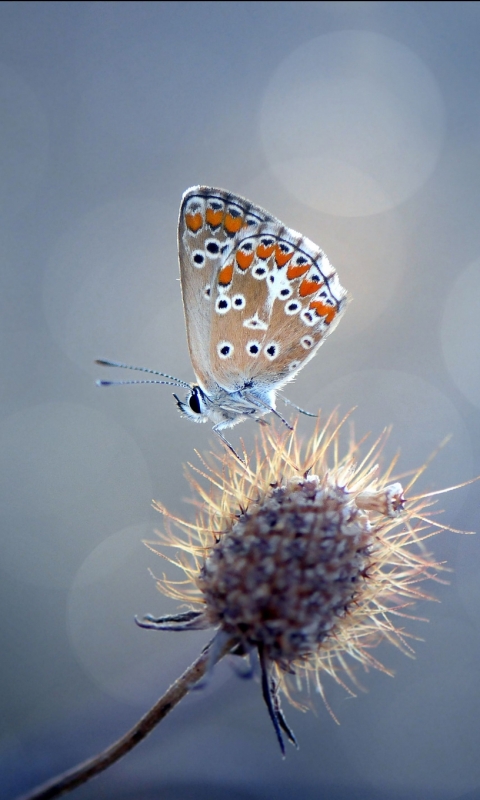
[18,635,235,800]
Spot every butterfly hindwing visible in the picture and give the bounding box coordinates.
[209,223,347,391]
[178,187,274,392]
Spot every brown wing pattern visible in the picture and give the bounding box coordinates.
[209,224,348,392]
[178,187,274,391]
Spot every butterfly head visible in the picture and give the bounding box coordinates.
[174,385,210,424]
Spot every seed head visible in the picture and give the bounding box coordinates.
[138,411,457,754]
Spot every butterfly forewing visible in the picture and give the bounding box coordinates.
[178,187,274,392]
[209,223,348,391]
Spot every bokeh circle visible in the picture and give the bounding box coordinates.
[260,31,445,217]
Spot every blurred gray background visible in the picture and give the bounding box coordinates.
[2,2,480,798]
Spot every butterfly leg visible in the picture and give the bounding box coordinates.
[280,395,317,418]
[244,394,293,432]
[212,425,245,464]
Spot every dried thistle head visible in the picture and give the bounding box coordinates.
[138,411,458,754]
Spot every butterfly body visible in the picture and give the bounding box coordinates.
[175,186,348,432]
[174,381,277,430]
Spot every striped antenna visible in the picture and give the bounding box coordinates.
[95,359,191,389]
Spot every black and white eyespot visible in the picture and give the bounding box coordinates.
[186,199,203,214]
[285,300,301,316]
[288,360,301,372]
[264,342,280,360]
[207,200,224,216]
[215,296,231,314]
[241,241,253,252]
[192,250,205,268]
[246,340,260,357]
[217,341,234,359]
[205,238,221,258]
[292,253,309,266]
[279,286,292,299]
[232,293,246,310]
[301,335,314,349]
[252,265,267,280]
[203,284,211,299]
[300,308,316,327]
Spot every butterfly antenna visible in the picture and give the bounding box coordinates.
[95,359,191,389]
[281,395,317,418]
[97,379,187,387]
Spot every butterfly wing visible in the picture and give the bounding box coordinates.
[208,222,348,392]
[178,186,275,392]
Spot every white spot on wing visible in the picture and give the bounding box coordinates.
[285,300,302,315]
[216,296,231,314]
[244,312,268,330]
[301,335,314,349]
[246,340,261,357]
[300,308,316,326]
[192,250,205,268]
[217,341,234,359]
[204,238,222,259]
[252,264,268,280]
[232,293,246,310]
[264,342,280,360]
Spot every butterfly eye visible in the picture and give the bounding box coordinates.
[188,390,202,414]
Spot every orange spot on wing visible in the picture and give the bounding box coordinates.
[224,214,243,234]
[287,263,309,280]
[206,208,223,227]
[275,246,293,267]
[309,299,336,324]
[256,242,275,259]
[236,250,255,271]
[185,212,203,232]
[299,278,324,297]
[218,263,234,286]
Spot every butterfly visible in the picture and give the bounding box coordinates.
[97,187,348,457]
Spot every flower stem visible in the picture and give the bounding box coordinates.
[17,635,235,800]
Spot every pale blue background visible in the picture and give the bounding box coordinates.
[2,3,480,799]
